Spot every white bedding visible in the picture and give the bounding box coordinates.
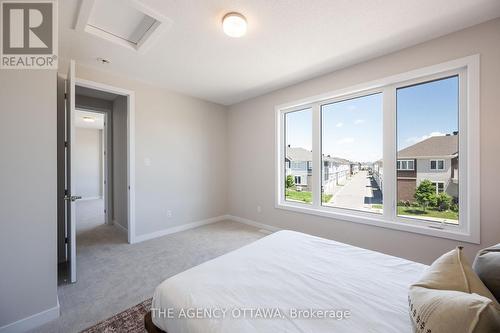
[152,230,427,333]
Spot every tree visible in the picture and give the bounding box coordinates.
[286,175,295,189]
[436,192,453,211]
[414,180,437,211]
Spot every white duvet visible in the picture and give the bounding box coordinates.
[152,230,426,333]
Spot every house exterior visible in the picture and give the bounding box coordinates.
[373,159,383,191]
[285,147,351,194]
[323,156,350,195]
[397,133,458,202]
[286,147,313,191]
[350,162,361,176]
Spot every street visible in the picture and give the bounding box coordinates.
[326,170,383,212]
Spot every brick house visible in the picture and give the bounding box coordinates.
[397,133,459,202]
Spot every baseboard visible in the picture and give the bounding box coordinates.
[112,220,128,235]
[0,299,59,333]
[133,215,227,243]
[225,215,281,233]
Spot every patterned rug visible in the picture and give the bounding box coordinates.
[81,298,152,333]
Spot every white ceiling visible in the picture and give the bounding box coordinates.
[60,0,500,105]
[87,0,157,44]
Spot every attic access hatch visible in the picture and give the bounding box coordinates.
[75,0,171,53]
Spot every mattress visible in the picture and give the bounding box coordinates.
[152,230,427,333]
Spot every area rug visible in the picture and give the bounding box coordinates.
[81,298,152,333]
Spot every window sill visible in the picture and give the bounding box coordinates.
[275,201,479,244]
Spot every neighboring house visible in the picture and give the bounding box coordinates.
[397,133,458,202]
[373,159,383,191]
[350,162,361,176]
[285,146,351,194]
[323,156,350,195]
[286,147,313,191]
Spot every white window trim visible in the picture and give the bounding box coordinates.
[275,55,480,244]
[432,181,446,194]
[430,159,445,170]
[397,159,415,170]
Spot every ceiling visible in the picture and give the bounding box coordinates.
[60,0,500,105]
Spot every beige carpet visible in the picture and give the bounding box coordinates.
[33,220,265,333]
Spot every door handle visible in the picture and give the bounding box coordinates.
[64,195,82,202]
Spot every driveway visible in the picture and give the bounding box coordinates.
[326,170,382,211]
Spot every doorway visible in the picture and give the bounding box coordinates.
[58,60,136,284]
[74,110,107,232]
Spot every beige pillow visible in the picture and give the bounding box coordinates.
[408,247,500,333]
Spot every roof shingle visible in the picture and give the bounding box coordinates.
[398,134,458,158]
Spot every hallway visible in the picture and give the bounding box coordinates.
[76,198,105,232]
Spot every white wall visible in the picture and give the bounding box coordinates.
[0,71,58,328]
[64,63,229,237]
[112,96,128,229]
[227,18,500,265]
[75,127,103,198]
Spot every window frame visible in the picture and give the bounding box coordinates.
[430,159,445,170]
[397,159,415,171]
[275,55,480,244]
[432,181,445,194]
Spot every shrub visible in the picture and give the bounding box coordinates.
[436,192,453,211]
[451,203,459,213]
[285,175,294,189]
[414,180,437,211]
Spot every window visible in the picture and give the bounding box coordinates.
[321,93,383,213]
[430,159,445,170]
[397,76,458,224]
[284,108,312,204]
[433,181,445,194]
[397,160,415,170]
[276,56,480,243]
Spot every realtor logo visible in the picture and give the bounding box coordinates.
[1,0,58,69]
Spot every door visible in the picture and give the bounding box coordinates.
[65,60,80,283]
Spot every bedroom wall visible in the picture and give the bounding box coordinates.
[0,71,58,328]
[66,64,228,238]
[112,95,128,230]
[74,127,103,199]
[227,18,500,265]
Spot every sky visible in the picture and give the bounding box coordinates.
[285,76,458,163]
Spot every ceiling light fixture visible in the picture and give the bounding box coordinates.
[222,12,247,38]
[83,116,95,123]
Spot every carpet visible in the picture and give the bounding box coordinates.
[81,298,152,333]
[33,221,264,333]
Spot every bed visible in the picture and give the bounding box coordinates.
[148,230,427,333]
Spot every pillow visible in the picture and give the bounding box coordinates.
[473,244,500,302]
[408,247,500,333]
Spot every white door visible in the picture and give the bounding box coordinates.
[65,60,80,283]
